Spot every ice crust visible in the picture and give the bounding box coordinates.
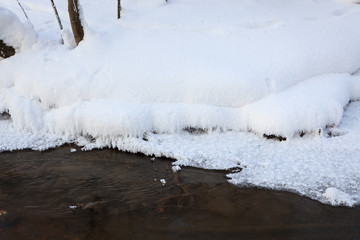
[1,0,360,206]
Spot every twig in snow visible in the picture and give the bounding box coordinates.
[15,0,31,23]
[50,0,64,44]
[50,0,63,30]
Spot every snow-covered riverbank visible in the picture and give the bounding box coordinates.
[1,0,360,206]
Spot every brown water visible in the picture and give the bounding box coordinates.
[0,146,359,240]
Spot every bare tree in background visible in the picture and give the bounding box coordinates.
[68,0,84,45]
[0,40,16,59]
[117,0,122,19]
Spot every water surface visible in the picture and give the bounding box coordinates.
[0,146,359,240]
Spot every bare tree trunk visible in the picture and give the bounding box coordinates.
[68,0,84,45]
[117,0,121,19]
[0,40,16,59]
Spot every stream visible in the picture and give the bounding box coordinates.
[0,146,359,240]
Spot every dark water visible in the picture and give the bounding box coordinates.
[0,146,359,240]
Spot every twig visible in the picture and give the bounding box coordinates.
[117,0,122,19]
[50,0,63,30]
[15,0,29,20]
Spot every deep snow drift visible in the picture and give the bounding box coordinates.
[1,0,360,206]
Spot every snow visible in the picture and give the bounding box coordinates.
[61,29,76,49]
[0,119,65,151]
[172,165,181,173]
[160,179,166,186]
[1,0,360,206]
[322,187,355,206]
[0,6,37,52]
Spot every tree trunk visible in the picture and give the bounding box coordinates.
[68,0,84,45]
[0,40,15,59]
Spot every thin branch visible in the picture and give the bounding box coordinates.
[117,0,122,19]
[15,0,29,20]
[50,0,63,30]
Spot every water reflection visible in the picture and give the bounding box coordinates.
[0,146,359,240]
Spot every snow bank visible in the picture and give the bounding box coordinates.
[1,0,360,206]
[0,7,37,52]
[1,101,360,206]
[1,73,357,139]
[243,74,360,138]
[0,119,64,151]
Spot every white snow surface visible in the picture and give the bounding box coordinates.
[172,165,181,173]
[322,187,355,206]
[160,179,166,186]
[0,6,37,52]
[1,0,360,206]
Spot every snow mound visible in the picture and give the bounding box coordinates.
[322,187,355,206]
[243,74,359,138]
[0,7,37,52]
[1,73,359,139]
